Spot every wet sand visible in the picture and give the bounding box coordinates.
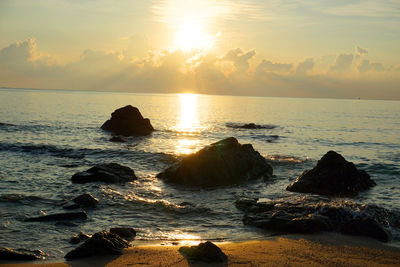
[2,234,400,267]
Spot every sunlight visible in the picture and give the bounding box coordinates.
[175,139,200,155]
[177,93,199,132]
[174,19,215,51]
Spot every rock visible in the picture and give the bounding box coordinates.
[25,211,87,222]
[0,247,45,261]
[110,227,136,241]
[65,231,130,260]
[237,195,396,242]
[101,105,154,136]
[178,241,227,263]
[73,193,98,208]
[71,163,137,184]
[157,137,273,187]
[226,123,276,129]
[69,232,91,244]
[340,218,390,242]
[109,136,127,142]
[287,151,376,196]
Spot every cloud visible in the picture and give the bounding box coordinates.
[330,54,354,72]
[358,59,385,73]
[0,38,399,100]
[256,60,292,73]
[356,46,368,55]
[296,58,314,75]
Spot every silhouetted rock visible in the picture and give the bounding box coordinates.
[287,151,376,196]
[110,227,136,241]
[63,193,98,210]
[71,163,137,184]
[65,231,130,260]
[0,247,45,261]
[101,105,154,136]
[0,122,15,127]
[226,123,276,129]
[69,232,91,244]
[157,137,273,187]
[236,195,395,242]
[179,241,227,263]
[25,211,87,222]
[109,136,127,142]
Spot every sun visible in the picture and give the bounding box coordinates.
[174,19,215,51]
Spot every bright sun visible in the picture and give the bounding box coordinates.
[174,19,215,51]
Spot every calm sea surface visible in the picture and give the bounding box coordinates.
[1,88,399,260]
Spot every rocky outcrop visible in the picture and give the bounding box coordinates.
[236,196,396,242]
[69,232,91,244]
[65,231,130,260]
[157,137,273,187]
[25,211,87,222]
[101,105,154,136]
[0,247,46,261]
[71,163,137,184]
[110,227,136,241]
[226,123,276,129]
[287,151,376,196]
[178,241,227,263]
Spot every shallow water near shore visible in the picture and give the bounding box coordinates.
[0,88,400,261]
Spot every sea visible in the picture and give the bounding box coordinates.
[0,88,399,261]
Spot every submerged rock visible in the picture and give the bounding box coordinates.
[110,227,136,241]
[157,137,273,187]
[25,211,87,222]
[226,123,276,129]
[287,151,376,196]
[179,241,227,263]
[109,136,127,142]
[65,231,130,260]
[101,105,154,136]
[71,163,137,184]
[236,196,395,242]
[63,193,99,210]
[0,247,45,261]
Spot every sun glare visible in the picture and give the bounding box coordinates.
[177,93,199,132]
[174,19,215,51]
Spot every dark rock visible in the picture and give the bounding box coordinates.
[110,227,136,241]
[25,211,87,222]
[73,193,98,208]
[226,123,276,129]
[63,204,80,210]
[340,218,390,242]
[237,195,396,242]
[101,105,154,136]
[157,137,273,187]
[0,122,15,127]
[71,163,137,184]
[109,136,127,142]
[287,151,376,196]
[69,232,91,244]
[0,247,45,261]
[178,241,227,263]
[65,231,130,260]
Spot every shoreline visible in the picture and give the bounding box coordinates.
[2,233,400,266]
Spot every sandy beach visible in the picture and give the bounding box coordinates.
[2,234,400,267]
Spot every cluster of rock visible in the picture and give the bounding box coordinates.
[0,247,46,261]
[157,137,273,187]
[236,195,396,242]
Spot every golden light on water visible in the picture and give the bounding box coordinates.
[177,93,199,132]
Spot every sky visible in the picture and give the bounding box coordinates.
[0,0,399,100]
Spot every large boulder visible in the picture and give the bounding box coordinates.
[236,195,395,242]
[65,231,130,260]
[101,105,154,136]
[0,247,46,261]
[110,227,136,241]
[157,137,273,187]
[25,211,87,222]
[71,163,137,184]
[179,241,227,263]
[287,151,376,196]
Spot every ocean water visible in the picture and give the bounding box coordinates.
[0,88,399,261]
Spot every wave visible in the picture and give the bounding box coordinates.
[265,154,308,164]
[0,193,57,204]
